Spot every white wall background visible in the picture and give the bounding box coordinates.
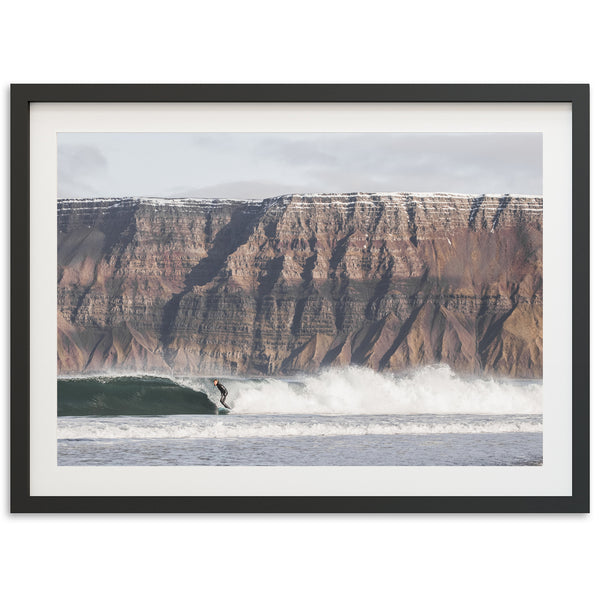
[1,1,596,598]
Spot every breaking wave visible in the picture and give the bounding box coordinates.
[220,365,542,415]
[58,365,542,416]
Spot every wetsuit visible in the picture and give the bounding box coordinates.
[216,382,230,409]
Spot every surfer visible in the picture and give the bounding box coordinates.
[213,379,231,409]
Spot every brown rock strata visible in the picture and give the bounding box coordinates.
[57,193,543,378]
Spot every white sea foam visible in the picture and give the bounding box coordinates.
[57,414,542,440]
[186,365,542,415]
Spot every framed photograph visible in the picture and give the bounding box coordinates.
[11,84,589,512]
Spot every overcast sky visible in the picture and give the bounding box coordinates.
[57,132,542,199]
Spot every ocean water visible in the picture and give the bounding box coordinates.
[57,365,543,466]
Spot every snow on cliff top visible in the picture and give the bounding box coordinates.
[58,191,542,207]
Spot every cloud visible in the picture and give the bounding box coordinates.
[296,133,542,195]
[167,180,304,199]
[57,133,542,199]
[257,136,341,169]
[58,144,108,197]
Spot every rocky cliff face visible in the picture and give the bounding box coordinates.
[57,192,543,378]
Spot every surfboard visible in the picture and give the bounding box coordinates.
[217,406,230,415]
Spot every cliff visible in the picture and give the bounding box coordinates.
[57,192,543,378]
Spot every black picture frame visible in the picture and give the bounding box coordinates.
[11,84,590,513]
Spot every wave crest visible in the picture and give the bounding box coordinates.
[57,365,542,416]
